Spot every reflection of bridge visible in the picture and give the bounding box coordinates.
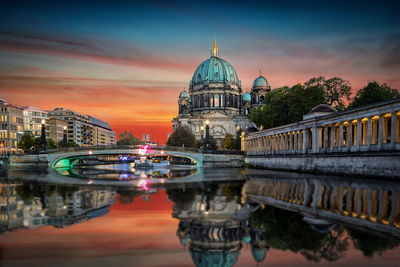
[242,98,400,177]
[9,146,244,170]
[244,174,400,238]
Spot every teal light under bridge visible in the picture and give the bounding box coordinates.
[53,157,83,169]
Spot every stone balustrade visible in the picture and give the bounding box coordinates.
[243,98,400,156]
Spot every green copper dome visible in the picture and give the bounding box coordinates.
[243,92,251,102]
[253,75,269,87]
[191,40,240,87]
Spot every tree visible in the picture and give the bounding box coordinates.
[58,140,79,148]
[348,81,400,109]
[117,190,143,204]
[324,77,352,111]
[17,133,37,152]
[117,131,142,145]
[249,83,325,129]
[47,138,58,149]
[222,133,235,150]
[249,206,349,262]
[167,126,197,148]
[348,230,400,257]
[304,76,351,111]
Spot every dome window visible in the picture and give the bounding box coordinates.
[197,73,202,82]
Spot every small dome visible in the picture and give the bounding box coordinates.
[253,76,269,87]
[243,92,251,102]
[179,90,189,98]
[252,248,267,263]
[242,236,251,245]
[310,104,336,113]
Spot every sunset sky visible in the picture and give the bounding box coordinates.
[0,0,399,144]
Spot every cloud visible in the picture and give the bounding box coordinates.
[0,32,197,71]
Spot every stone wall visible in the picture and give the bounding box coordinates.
[9,154,49,169]
[203,153,244,168]
[245,153,400,178]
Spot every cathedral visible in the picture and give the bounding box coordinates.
[172,39,271,147]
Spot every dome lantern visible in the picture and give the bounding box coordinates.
[211,38,219,57]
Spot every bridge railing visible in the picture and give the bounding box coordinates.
[44,145,244,155]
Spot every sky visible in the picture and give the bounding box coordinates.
[0,0,399,144]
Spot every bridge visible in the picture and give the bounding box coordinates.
[7,146,244,170]
[242,98,400,178]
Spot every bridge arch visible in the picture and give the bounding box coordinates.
[49,149,204,169]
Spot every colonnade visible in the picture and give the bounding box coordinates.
[243,98,400,155]
[245,178,400,230]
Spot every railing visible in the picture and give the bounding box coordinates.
[243,98,400,156]
[42,145,244,155]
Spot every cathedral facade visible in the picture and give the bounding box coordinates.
[172,40,271,147]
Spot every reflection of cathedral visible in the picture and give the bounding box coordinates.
[169,183,268,266]
[172,40,271,146]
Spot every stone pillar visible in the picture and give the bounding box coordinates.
[294,132,297,153]
[378,115,383,150]
[312,125,318,154]
[356,119,361,151]
[323,126,328,152]
[338,187,345,213]
[346,188,354,215]
[388,190,397,225]
[367,117,372,150]
[348,121,352,150]
[311,182,322,209]
[338,123,343,152]
[391,111,396,149]
[376,189,384,222]
[303,128,307,154]
[330,186,338,212]
[330,124,335,152]
[355,188,362,218]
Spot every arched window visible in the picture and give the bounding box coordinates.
[181,105,188,114]
[260,95,265,103]
[197,73,202,82]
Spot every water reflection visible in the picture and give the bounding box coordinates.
[1,169,400,266]
[54,163,198,180]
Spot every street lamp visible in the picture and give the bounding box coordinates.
[63,125,68,147]
[205,120,210,151]
[200,126,204,148]
[40,119,47,153]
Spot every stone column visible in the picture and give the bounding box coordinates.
[378,115,383,150]
[355,188,362,218]
[388,190,397,225]
[376,189,384,222]
[338,123,343,152]
[303,128,307,154]
[367,117,372,150]
[312,125,318,154]
[323,126,328,152]
[330,124,335,152]
[289,132,292,152]
[294,132,297,153]
[391,111,396,150]
[356,119,361,151]
[348,121,352,150]
[311,182,322,210]
[346,188,354,215]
